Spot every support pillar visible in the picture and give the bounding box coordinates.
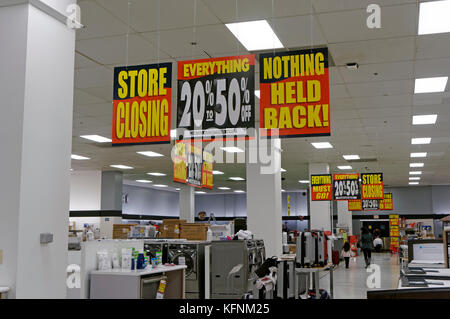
[337,201,353,235]
[180,184,195,222]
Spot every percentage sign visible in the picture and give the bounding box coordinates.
[205,80,214,106]
[241,77,250,104]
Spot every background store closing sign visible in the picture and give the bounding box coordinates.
[177,55,255,140]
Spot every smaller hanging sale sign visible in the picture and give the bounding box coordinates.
[361,173,383,200]
[202,150,213,189]
[333,173,361,200]
[362,199,380,211]
[379,193,393,210]
[187,143,203,188]
[348,199,362,211]
[389,214,400,252]
[173,141,187,184]
[310,174,332,201]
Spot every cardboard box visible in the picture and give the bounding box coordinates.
[112,224,137,239]
[160,219,186,239]
[180,223,209,241]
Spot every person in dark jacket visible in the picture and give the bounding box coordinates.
[360,227,373,268]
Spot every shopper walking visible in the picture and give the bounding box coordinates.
[341,242,352,269]
[360,227,373,268]
[373,236,383,252]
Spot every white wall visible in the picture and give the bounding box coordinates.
[70,171,102,211]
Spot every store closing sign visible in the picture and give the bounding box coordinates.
[310,174,332,201]
[348,199,362,211]
[177,55,255,140]
[361,173,383,200]
[260,48,330,138]
[379,193,393,210]
[333,173,360,200]
[113,63,172,145]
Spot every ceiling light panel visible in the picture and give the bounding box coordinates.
[71,154,90,160]
[137,151,164,157]
[343,155,360,160]
[410,163,424,168]
[414,77,448,93]
[80,135,112,143]
[110,165,133,169]
[419,1,450,35]
[412,115,437,125]
[411,138,431,145]
[311,142,333,149]
[411,152,427,158]
[225,20,283,51]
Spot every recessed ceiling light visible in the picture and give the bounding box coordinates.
[195,191,206,194]
[299,180,310,184]
[153,184,168,188]
[221,146,244,153]
[311,142,333,149]
[343,155,360,160]
[71,154,90,160]
[411,137,431,145]
[414,77,448,94]
[409,171,422,175]
[234,190,245,193]
[136,180,152,183]
[70,168,74,171]
[255,90,260,99]
[281,168,286,172]
[137,151,164,157]
[418,0,450,35]
[410,163,424,168]
[229,177,245,181]
[110,165,133,169]
[412,114,437,125]
[409,177,421,180]
[80,135,112,143]
[338,166,353,170]
[175,188,181,191]
[411,152,427,158]
[409,182,419,185]
[147,172,166,176]
[281,189,286,192]
[218,187,230,190]
[225,20,283,51]
[213,170,224,175]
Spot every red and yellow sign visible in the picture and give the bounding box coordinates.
[202,150,213,189]
[113,63,172,145]
[173,141,187,184]
[310,174,332,201]
[259,48,330,138]
[379,193,393,210]
[361,173,383,200]
[348,200,362,211]
[389,214,400,251]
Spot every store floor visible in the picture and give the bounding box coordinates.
[319,252,400,299]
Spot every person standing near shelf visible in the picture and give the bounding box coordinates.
[360,227,373,268]
[341,241,352,269]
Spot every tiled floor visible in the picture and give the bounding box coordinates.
[319,252,400,299]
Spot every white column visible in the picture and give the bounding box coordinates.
[246,138,282,257]
[337,201,353,235]
[309,163,332,231]
[180,184,195,222]
[0,1,76,298]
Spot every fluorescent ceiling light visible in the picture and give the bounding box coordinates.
[412,114,437,125]
[175,188,181,191]
[409,182,419,185]
[213,170,224,175]
[411,137,431,145]
[410,163,424,168]
[153,184,168,188]
[299,180,310,184]
[234,190,245,193]
[221,146,244,153]
[136,180,152,183]
[414,77,448,93]
[281,189,286,192]
[80,135,111,143]
[229,177,245,181]
[409,171,422,175]
[218,187,230,190]
[71,154,90,160]
[147,172,166,176]
[338,166,352,170]
[137,151,164,157]
[281,168,286,172]
[255,90,260,99]
[225,20,283,51]
[409,177,421,180]
[411,152,427,158]
[311,142,333,149]
[195,191,206,194]
[110,165,133,169]
[343,155,360,160]
[419,1,450,35]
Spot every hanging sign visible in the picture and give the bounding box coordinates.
[348,199,362,211]
[333,173,360,200]
[173,141,187,184]
[379,193,393,210]
[259,48,330,138]
[310,174,332,201]
[202,150,214,189]
[389,214,400,252]
[361,173,384,200]
[362,199,380,211]
[113,63,172,145]
[187,143,203,188]
[177,55,255,141]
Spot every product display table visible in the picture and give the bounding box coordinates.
[0,287,9,299]
[90,265,186,299]
[294,264,334,299]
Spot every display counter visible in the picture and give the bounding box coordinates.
[90,265,186,299]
